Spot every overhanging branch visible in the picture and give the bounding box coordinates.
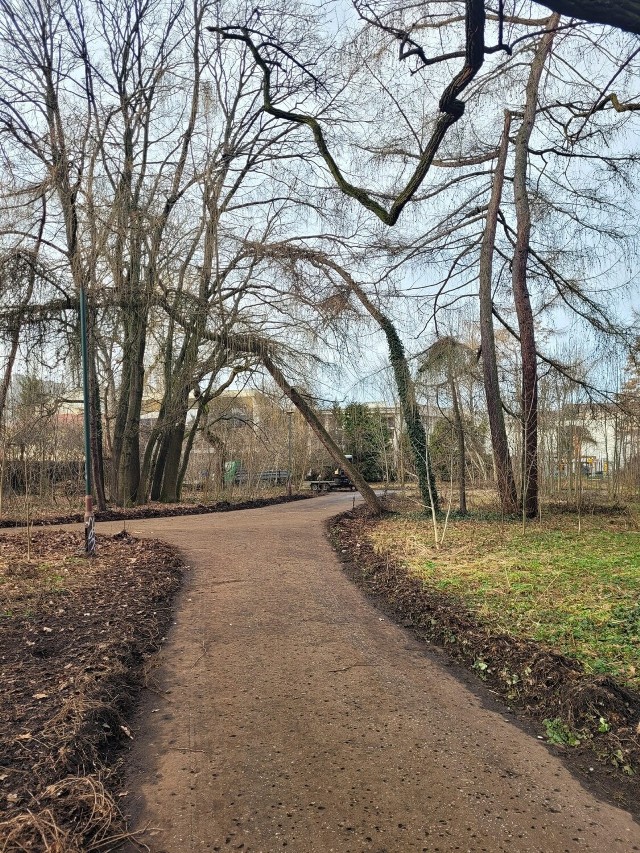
[207,0,487,225]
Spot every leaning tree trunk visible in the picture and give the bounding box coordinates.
[478,109,519,514]
[0,321,21,429]
[261,354,384,515]
[248,246,438,512]
[324,266,439,512]
[536,0,640,33]
[512,16,560,519]
[375,315,439,513]
[176,369,237,499]
[0,241,41,427]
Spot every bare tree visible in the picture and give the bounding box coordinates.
[208,1,490,225]
[239,241,440,511]
[478,111,519,514]
[510,15,560,517]
[419,336,477,514]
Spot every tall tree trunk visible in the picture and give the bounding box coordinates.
[150,428,170,501]
[0,323,21,429]
[139,410,165,503]
[160,410,188,503]
[146,330,202,503]
[448,369,467,514]
[308,259,439,512]
[512,16,560,519]
[177,397,208,498]
[478,110,519,514]
[88,331,107,511]
[110,344,131,502]
[175,370,236,500]
[116,308,147,504]
[110,8,202,506]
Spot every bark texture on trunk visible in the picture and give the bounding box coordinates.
[116,308,148,505]
[511,16,560,519]
[319,262,439,513]
[366,308,439,514]
[539,0,640,33]
[478,110,519,515]
[0,322,21,429]
[177,400,207,497]
[88,324,107,512]
[448,370,467,515]
[159,426,185,502]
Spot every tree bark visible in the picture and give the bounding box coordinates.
[0,323,20,429]
[139,409,164,503]
[290,254,439,512]
[538,0,640,34]
[511,16,560,519]
[447,369,467,515]
[159,420,187,502]
[116,308,147,504]
[110,6,202,506]
[150,428,170,502]
[88,329,107,512]
[478,110,519,514]
[177,396,209,498]
[347,286,439,513]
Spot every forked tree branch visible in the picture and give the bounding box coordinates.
[207,0,487,225]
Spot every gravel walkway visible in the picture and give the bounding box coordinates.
[102,493,640,853]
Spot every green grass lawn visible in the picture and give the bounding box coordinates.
[368,512,640,689]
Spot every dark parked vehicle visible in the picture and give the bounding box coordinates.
[309,467,356,492]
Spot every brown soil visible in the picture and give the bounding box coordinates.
[0,530,184,851]
[101,493,639,852]
[0,493,312,529]
[330,506,640,817]
[2,494,640,853]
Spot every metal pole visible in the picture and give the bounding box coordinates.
[79,285,95,555]
[287,410,293,497]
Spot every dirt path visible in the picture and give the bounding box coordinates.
[99,494,640,853]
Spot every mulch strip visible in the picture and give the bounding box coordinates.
[0,530,184,851]
[0,493,313,529]
[329,506,640,818]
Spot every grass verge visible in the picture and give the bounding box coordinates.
[368,511,640,690]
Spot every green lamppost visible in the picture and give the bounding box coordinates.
[79,285,95,555]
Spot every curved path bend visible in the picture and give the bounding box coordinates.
[101,493,640,853]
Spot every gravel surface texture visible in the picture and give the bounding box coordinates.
[102,492,640,853]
